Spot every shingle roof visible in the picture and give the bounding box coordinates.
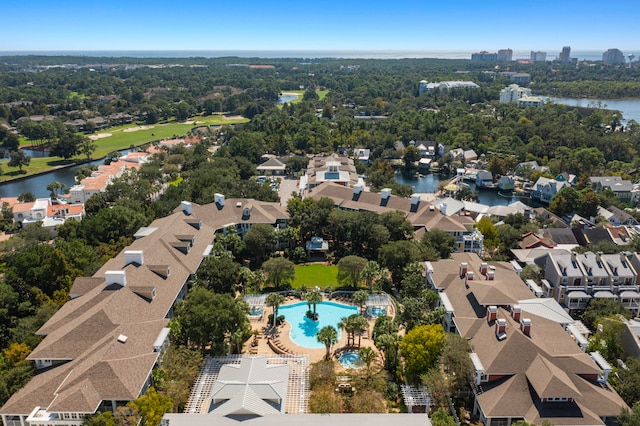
[429,253,627,425]
[1,208,217,416]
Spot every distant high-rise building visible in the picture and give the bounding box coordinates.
[530,51,547,62]
[471,51,498,62]
[603,48,625,64]
[497,49,513,61]
[559,46,571,63]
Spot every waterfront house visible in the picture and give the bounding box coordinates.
[531,177,569,203]
[475,171,493,188]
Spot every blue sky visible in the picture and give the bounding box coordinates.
[2,0,638,52]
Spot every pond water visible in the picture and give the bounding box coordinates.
[394,172,540,207]
[277,94,299,104]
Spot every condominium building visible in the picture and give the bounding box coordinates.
[530,51,547,62]
[559,46,571,63]
[426,252,628,426]
[471,51,497,62]
[497,49,513,62]
[541,251,640,314]
[603,48,625,64]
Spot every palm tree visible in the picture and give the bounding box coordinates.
[352,315,369,346]
[266,293,285,328]
[360,261,381,293]
[358,346,379,375]
[305,290,323,320]
[374,333,402,372]
[353,290,369,315]
[316,325,338,360]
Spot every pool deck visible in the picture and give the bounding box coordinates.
[244,296,385,363]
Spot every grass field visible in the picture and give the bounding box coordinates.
[3,114,248,183]
[292,264,338,289]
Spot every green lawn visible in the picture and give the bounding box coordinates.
[293,264,338,289]
[3,114,248,183]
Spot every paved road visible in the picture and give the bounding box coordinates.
[278,176,299,206]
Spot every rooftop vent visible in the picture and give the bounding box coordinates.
[511,305,521,322]
[460,262,468,277]
[181,201,192,215]
[496,318,507,340]
[487,305,498,323]
[105,271,126,287]
[124,250,144,266]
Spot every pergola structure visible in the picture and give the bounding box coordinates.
[401,384,432,413]
[365,294,393,317]
[244,294,267,318]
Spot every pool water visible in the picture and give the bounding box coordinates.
[278,301,358,349]
[338,351,363,369]
[250,307,263,316]
[371,307,387,317]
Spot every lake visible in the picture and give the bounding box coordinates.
[543,96,640,123]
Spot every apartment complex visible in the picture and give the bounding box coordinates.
[0,196,290,426]
[419,80,479,94]
[603,48,625,64]
[530,51,547,62]
[540,251,640,314]
[307,182,483,255]
[499,84,544,107]
[426,253,628,426]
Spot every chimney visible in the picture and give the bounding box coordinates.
[521,318,532,336]
[495,318,507,340]
[511,304,521,322]
[460,262,468,277]
[487,270,495,281]
[181,201,192,215]
[411,193,421,206]
[105,271,126,287]
[381,188,392,200]
[480,262,488,275]
[124,250,144,266]
[214,193,225,206]
[353,183,364,195]
[242,207,252,219]
[440,202,447,215]
[487,305,498,323]
[466,271,474,281]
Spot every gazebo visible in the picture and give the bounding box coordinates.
[305,236,328,260]
[244,294,267,319]
[365,294,393,317]
[401,384,432,413]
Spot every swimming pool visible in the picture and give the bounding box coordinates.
[278,301,359,349]
[338,351,363,369]
[370,307,387,317]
